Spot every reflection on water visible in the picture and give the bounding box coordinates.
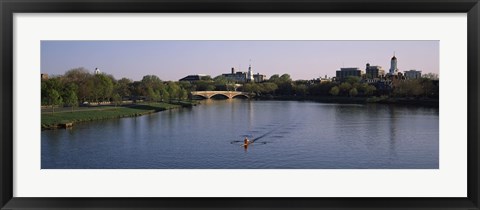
[42,100,439,169]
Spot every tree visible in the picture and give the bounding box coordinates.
[349,88,358,97]
[63,67,90,83]
[364,85,377,96]
[92,74,114,102]
[116,78,132,98]
[268,74,280,82]
[146,87,159,103]
[112,93,122,107]
[63,89,78,112]
[280,74,292,82]
[78,76,94,102]
[422,73,439,80]
[200,75,212,81]
[310,82,335,96]
[329,86,340,96]
[48,89,62,113]
[195,80,215,91]
[338,82,352,95]
[394,79,423,97]
[178,88,188,100]
[295,84,308,96]
[160,88,170,102]
[141,75,162,89]
[346,76,361,85]
[260,82,278,95]
[167,82,181,101]
[243,83,260,94]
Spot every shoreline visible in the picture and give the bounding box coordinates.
[41,101,198,130]
[41,96,437,130]
[254,95,439,107]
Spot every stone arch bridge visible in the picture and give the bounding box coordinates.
[191,91,251,99]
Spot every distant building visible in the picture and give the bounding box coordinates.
[309,75,332,85]
[41,73,48,80]
[94,68,101,75]
[223,66,266,83]
[404,70,422,79]
[223,68,248,83]
[253,73,266,83]
[336,67,362,80]
[389,53,398,75]
[247,65,254,82]
[179,74,209,82]
[365,63,385,79]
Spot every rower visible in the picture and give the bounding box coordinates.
[244,137,250,146]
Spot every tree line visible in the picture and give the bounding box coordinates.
[42,68,440,112]
[41,68,191,112]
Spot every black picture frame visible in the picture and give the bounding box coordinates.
[1,0,479,209]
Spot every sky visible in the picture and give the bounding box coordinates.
[41,40,439,81]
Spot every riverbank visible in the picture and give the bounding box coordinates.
[255,95,439,107]
[41,101,198,130]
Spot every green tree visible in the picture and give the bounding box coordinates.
[146,87,160,103]
[244,83,262,95]
[195,80,215,91]
[116,78,132,98]
[422,73,439,80]
[178,88,188,100]
[346,76,361,84]
[329,86,340,96]
[112,93,122,107]
[268,74,280,83]
[63,89,78,112]
[167,82,181,101]
[260,82,278,95]
[200,75,212,81]
[280,74,292,82]
[92,74,114,102]
[338,82,352,95]
[160,88,170,102]
[48,89,63,113]
[364,85,377,96]
[349,88,358,97]
[295,84,308,96]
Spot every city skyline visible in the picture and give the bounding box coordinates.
[41,40,439,81]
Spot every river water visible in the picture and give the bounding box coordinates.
[41,100,439,169]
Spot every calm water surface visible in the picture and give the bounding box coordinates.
[42,100,439,169]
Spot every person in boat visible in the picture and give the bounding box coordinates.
[244,137,250,146]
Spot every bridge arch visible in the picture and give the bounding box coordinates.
[191,91,251,99]
[210,94,230,99]
[191,94,209,100]
[232,94,249,99]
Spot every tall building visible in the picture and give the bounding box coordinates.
[404,70,422,79]
[247,64,254,82]
[389,53,398,75]
[365,63,384,79]
[336,67,362,80]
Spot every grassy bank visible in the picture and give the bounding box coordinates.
[41,102,196,130]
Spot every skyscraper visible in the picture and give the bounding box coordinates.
[247,64,254,82]
[389,53,398,75]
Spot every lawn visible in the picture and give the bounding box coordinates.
[41,103,181,129]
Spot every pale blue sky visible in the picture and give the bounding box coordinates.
[41,40,439,81]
